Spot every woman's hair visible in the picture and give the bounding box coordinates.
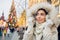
[33,8,48,17]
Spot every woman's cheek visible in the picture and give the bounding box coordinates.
[36,16,39,20]
[42,16,46,21]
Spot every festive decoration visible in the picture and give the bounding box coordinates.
[28,0,59,8]
[51,0,59,6]
[8,0,17,27]
[28,0,47,8]
[16,10,26,27]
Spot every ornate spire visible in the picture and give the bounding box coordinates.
[1,11,4,20]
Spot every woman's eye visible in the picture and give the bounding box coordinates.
[41,13,45,16]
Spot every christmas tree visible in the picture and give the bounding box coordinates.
[8,0,17,28]
[16,10,26,27]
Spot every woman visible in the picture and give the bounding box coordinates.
[23,2,59,40]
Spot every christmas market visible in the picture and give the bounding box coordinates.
[0,0,60,40]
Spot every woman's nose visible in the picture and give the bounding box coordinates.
[38,15,41,18]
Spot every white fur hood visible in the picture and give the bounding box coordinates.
[26,2,59,26]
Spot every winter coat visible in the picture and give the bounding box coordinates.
[23,19,58,40]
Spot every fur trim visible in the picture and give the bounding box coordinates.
[27,2,59,25]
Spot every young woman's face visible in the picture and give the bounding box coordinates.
[36,10,46,24]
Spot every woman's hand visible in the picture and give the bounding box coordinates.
[45,19,54,28]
